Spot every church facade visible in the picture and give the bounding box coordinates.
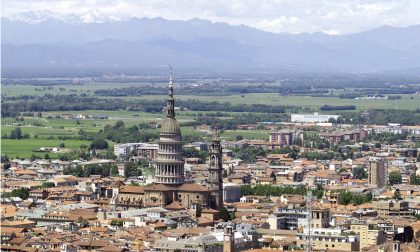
[113,67,223,211]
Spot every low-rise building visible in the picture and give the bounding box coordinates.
[296,227,360,251]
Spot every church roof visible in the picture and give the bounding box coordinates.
[144,183,174,192]
[177,183,210,192]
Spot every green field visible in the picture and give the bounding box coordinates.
[1,82,164,96]
[1,139,93,159]
[3,82,419,111]
[221,129,268,141]
[2,81,419,159]
[137,93,420,111]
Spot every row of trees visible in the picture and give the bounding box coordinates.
[2,94,289,117]
[232,146,267,162]
[300,151,345,161]
[2,128,30,139]
[240,184,324,198]
[321,105,356,111]
[124,160,148,177]
[63,164,119,177]
[3,182,55,200]
[338,190,372,205]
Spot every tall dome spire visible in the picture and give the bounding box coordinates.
[166,65,175,118]
[155,65,184,185]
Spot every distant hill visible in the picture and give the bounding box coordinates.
[2,16,420,75]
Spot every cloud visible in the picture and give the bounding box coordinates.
[2,0,420,34]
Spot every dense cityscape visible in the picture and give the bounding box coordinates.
[2,1,420,252]
[1,70,420,251]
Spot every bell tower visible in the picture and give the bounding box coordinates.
[208,129,223,209]
[223,223,234,252]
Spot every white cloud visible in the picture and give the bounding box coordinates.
[2,0,420,34]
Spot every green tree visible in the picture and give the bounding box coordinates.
[339,191,352,205]
[41,182,55,188]
[353,167,368,179]
[124,162,142,177]
[111,165,119,176]
[393,189,403,200]
[219,207,232,221]
[389,171,402,185]
[236,135,243,141]
[240,185,254,196]
[90,139,109,150]
[114,120,125,129]
[10,128,23,139]
[30,154,41,161]
[8,188,30,200]
[410,175,420,185]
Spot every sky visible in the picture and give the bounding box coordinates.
[2,0,420,34]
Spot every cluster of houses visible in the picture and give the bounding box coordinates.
[2,102,420,251]
[1,132,419,252]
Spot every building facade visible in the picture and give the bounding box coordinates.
[368,158,387,188]
[208,131,224,210]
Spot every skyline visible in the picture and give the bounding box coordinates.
[3,0,420,35]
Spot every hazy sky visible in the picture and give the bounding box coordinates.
[3,0,420,34]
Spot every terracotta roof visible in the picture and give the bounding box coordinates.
[0,227,25,236]
[97,245,126,252]
[15,169,37,175]
[77,239,109,248]
[201,208,220,214]
[119,186,144,194]
[197,216,213,225]
[177,183,209,192]
[165,201,185,210]
[144,183,174,192]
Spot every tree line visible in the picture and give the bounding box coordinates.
[2,94,289,117]
[241,184,324,199]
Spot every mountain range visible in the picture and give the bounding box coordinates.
[2,15,420,75]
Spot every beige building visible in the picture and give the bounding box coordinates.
[296,227,360,251]
[373,200,412,218]
[368,158,387,188]
[310,208,330,229]
[115,186,144,208]
[350,223,385,250]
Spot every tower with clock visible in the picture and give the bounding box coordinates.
[223,223,234,252]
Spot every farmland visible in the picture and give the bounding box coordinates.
[3,81,420,111]
[2,79,419,159]
[1,139,92,159]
